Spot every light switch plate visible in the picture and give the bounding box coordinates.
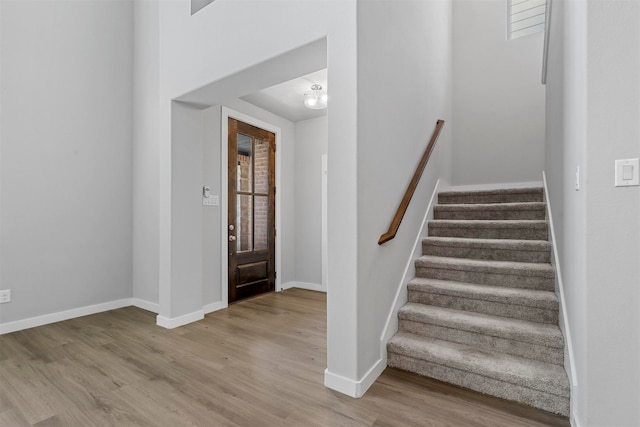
[203,195,219,206]
[615,158,639,187]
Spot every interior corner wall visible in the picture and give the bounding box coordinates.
[133,0,160,306]
[356,0,453,379]
[544,0,588,422]
[294,116,328,287]
[452,0,545,186]
[201,99,296,307]
[0,0,134,323]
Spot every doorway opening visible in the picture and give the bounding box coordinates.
[227,118,276,303]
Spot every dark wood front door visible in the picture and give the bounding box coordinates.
[228,118,276,303]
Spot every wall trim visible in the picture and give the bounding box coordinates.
[0,298,224,334]
[542,171,579,418]
[379,179,445,360]
[156,309,205,329]
[203,301,225,314]
[571,412,581,427]
[131,298,160,314]
[324,358,385,398]
[0,298,132,335]
[449,180,543,192]
[280,281,325,293]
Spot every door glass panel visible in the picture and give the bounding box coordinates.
[237,134,252,192]
[254,139,269,194]
[254,195,268,250]
[237,195,253,252]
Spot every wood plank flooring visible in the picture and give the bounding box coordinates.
[0,289,570,426]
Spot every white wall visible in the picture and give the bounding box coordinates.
[584,1,640,424]
[545,0,640,425]
[356,0,453,380]
[452,0,545,186]
[294,116,327,287]
[0,1,133,323]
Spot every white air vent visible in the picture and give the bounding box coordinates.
[508,0,547,39]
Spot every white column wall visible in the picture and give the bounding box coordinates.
[132,0,361,387]
[356,0,453,381]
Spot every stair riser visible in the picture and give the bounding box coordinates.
[399,320,564,365]
[434,209,545,221]
[429,226,548,240]
[438,193,544,205]
[415,267,555,291]
[408,291,559,324]
[422,243,550,263]
[387,353,569,416]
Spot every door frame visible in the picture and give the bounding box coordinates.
[220,107,282,307]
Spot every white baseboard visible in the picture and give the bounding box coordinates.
[324,358,386,398]
[571,412,581,427]
[449,180,543,192]
[131,298,160,314]
[279,281,325,292]
[203,301,225,314]
[0,298,132,335]
[156,310,205,329]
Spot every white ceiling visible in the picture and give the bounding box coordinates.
[240,69,327,123]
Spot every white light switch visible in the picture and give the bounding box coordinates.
[203,194,219,206]
[615,158,639,187]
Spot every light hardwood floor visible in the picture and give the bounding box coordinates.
[0,289,569,426]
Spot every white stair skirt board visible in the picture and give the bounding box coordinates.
[0,298,132,335]
[449,181,543,192]
[131,298,160,314]
[380,179,445,360]
[279,281,325,292]
[156,310,205,329]
[543,171,579,410]
[324,358,386,398]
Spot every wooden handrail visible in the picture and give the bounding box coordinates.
[378,119,445,245]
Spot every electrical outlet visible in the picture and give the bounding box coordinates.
[0,289,11,304]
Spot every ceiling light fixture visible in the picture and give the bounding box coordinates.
[303,84,328,110]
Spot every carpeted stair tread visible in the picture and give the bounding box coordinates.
[429,220,548,230]
[438,187,544,205]
[423,236,551,251]
[434,202,546,220]
[388,332,569,397]
[408,277,558,310]
[422,237,551,263]
[415,255,555,278]
[428,220,548,240]
[398,303,564,348]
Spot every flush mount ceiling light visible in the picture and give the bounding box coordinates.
[303,84,328,110]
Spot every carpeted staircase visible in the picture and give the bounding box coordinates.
[387,187,570,416]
